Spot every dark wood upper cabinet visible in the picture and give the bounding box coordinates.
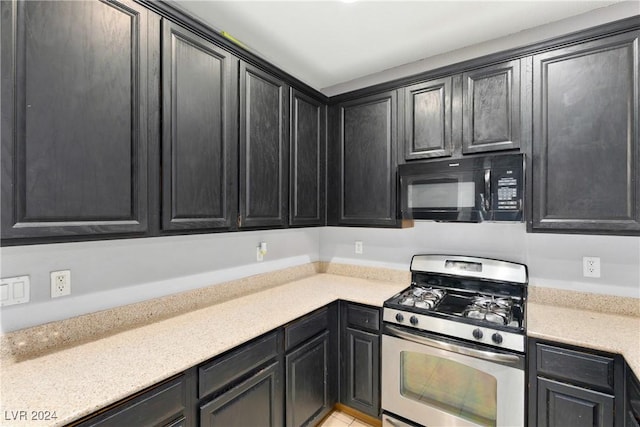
[289,89,326,226]
[329,91,398,226]
[530,31,640,235]
[239,62,289,228]
[462,59,522,154]
[1,0,157,241]
[403,77,452,160]
[161,20,238,232]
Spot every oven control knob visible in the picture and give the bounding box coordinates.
[472,328,483,340]
[410,315,419,325]
[395,313,404,323]
[492,333,503,344]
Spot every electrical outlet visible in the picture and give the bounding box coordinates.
[583,257,601,278]
[256,242,267,262]
[355,241,363,254]
[50,270,71,298]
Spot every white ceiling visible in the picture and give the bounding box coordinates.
[176,1,629,93]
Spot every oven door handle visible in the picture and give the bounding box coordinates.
[385,325,522,365]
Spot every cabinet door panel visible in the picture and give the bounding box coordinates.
[161,20,237,231]
[200,362,283,427]
[1,0,153,240]
[286,332,330,427]
[332,91,397,226]
[342,327,380,417]
[239,62,289,228]
[531,31,640,234]
[462,59,521,153]
[404,77,452,160]
[290,89,325,226]
[538,378,614,427]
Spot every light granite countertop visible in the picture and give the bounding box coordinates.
[1,266,638,427]
[527,301,640,377]
[0,273,406,427]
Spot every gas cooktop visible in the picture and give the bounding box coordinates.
[385,285,524,331]
[383,255,528,352]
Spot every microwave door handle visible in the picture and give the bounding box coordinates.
[484,169,491,212]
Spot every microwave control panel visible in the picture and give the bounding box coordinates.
[496,174,519,210]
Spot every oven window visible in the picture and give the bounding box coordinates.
[407,181,476,208]
[400,351,497,427]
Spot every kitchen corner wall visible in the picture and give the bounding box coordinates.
[320,223,640,298]
[0,228,321,333]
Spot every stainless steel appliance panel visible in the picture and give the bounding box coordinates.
[382,333,524,427]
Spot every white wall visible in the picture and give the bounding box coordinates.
[0,228,321,332]
[322,1,640,96]
[320,223,640,298]
[2,224,638,333]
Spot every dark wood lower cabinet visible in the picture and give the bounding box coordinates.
[627,368,640,427]
[340,303,381,418]
[529,339,625,427]
[197,331,283,427]
[342,328,380,417]
[286,331,331,427]
[200,361,283,427]
[538,377,614,427]
[74,371,196,427]
[284,304,338,427]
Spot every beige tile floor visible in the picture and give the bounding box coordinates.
[318,410,375,427]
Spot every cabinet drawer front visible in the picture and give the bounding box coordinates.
[200,361,283,427]
[537,343,615,392]
[346,304,380,332]
[199,331,280,398]
[285,307,329,351]
[77,375,186,427]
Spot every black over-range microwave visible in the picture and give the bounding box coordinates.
[398,153,524,222]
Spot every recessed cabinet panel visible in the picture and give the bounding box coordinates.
[332,91,397,226]
[340,303,381,419]
[342,328,380,417]
[239,62,289,228]
[290,89,325,226]
[531,31,640,234]
[462,59,521,153]
[200,362,283,427]
[404,77,452,160]
[161,21,238,231]
[538,378,614,427]
[1,0,154,240]
[286,332,330,427]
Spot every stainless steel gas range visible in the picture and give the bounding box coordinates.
[381,255,528,427]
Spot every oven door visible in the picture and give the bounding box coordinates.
[382,325,525,427]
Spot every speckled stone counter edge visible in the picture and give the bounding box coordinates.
[0,262,409,363]
[528,285,640,317]
[2,262,637,363]
[0,262,320,363]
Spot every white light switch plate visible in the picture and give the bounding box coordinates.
[0,276,30,306]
